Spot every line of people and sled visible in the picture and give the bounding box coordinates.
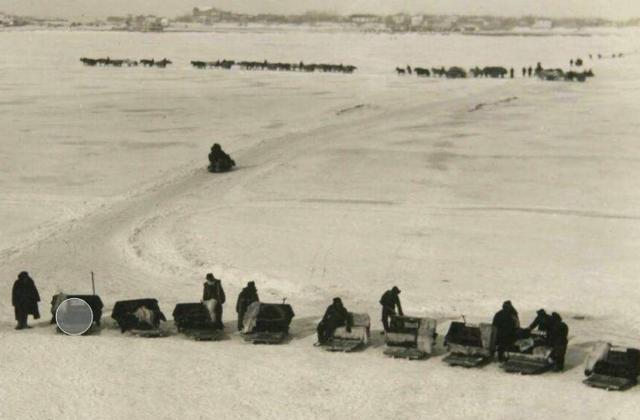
[12,271,567,368]
[397,62,595,82]
[12,270,640,389]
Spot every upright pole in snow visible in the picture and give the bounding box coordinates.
[91,271,96,295]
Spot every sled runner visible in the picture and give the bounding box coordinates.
[111,298,168,336]
[443,322,495,368]
[242,302,294,344]
[322,313,370,353]
[384,316,437,360]
[51,293,104,333]
[583,343,639,391]
[173,302,224,341]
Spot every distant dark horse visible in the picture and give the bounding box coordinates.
[154,58,172,68]
[415,67,430,77]
[396,67,406,75]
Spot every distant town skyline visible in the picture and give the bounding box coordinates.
[0,0,637,21]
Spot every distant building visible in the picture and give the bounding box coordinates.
[532,19,553,30]
[348,14,381,25]
[410,15,424,27]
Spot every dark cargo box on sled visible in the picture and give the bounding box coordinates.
[173,302,223,341]
[242,302,295,344]
[111,298,168,336]
[584,343,640,391]
[51,293,104,331]
[443,322,495,367]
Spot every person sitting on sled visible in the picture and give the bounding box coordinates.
[317,297,352,345]
[208,143,235,170]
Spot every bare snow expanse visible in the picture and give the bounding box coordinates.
[1,30,640,419]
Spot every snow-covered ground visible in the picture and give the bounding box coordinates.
[0,30,639,419]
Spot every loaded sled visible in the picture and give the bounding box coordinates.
[443,322,496,368]
[501,330,553,375]
[111,299,168,337]
[50,293,104,334]
[322,313,371,353]
[242,302,295,344]
[584,342,640,391]
[207,158,235,173]
[384,316,437,360]
[173,300,224,341]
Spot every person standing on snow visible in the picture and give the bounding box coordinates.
[236,281,259,331]
[379,286,403,333]
[548,312,569,372]
[492,300,520,361]
[202,273,225,329]
[12,271,41,330]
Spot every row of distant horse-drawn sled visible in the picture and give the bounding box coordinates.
[79,57,173,67]
[397,64,595,82]
[50,292,639,392]
[191,59,358,73]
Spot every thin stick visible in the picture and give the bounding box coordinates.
[91,271,96,295]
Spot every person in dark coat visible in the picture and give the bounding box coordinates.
[12,271,41,329]
[548,312,569,372]
[316,297,352,345]
[527,309,552,334]
[236,281,259,331]
[510,68,514,78]
[379,286,404,333]
[202,273,225,329]
[492,300,520,361]
[208,143,235,169]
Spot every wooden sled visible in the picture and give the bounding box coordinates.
[323,337,366,353]
[583,343,639,391]
[584,374,636,391]
[384,347,429,360]
[501,355,552,375]
[443,353,491,368]
[443,322,496,368]
[182,328,225,341]
[384,316,436,360]
[129,328,169,338]
[244,331,288,344]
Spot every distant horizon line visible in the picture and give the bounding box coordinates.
[1,7,637,23]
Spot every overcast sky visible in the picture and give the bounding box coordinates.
[1,0,637,20]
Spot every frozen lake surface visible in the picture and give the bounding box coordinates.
[1,29,639,419]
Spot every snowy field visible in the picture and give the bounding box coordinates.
[1,29,640,419]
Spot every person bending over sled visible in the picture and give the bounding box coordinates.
[208,143,236,172]
[12,271,41,330]
[202,273,225,329]
[316,297,352,345]
[380,286,403,333]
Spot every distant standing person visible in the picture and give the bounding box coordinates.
[12,271,41,330]
[236,281,259,331]
[492,300,520,361]
[203,273,226,329]
[527,66,533,77]
[522,67,526,77]
[510,68,514,78]
[379,286,403,333]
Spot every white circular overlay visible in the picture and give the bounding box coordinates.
[55,298,94,336]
